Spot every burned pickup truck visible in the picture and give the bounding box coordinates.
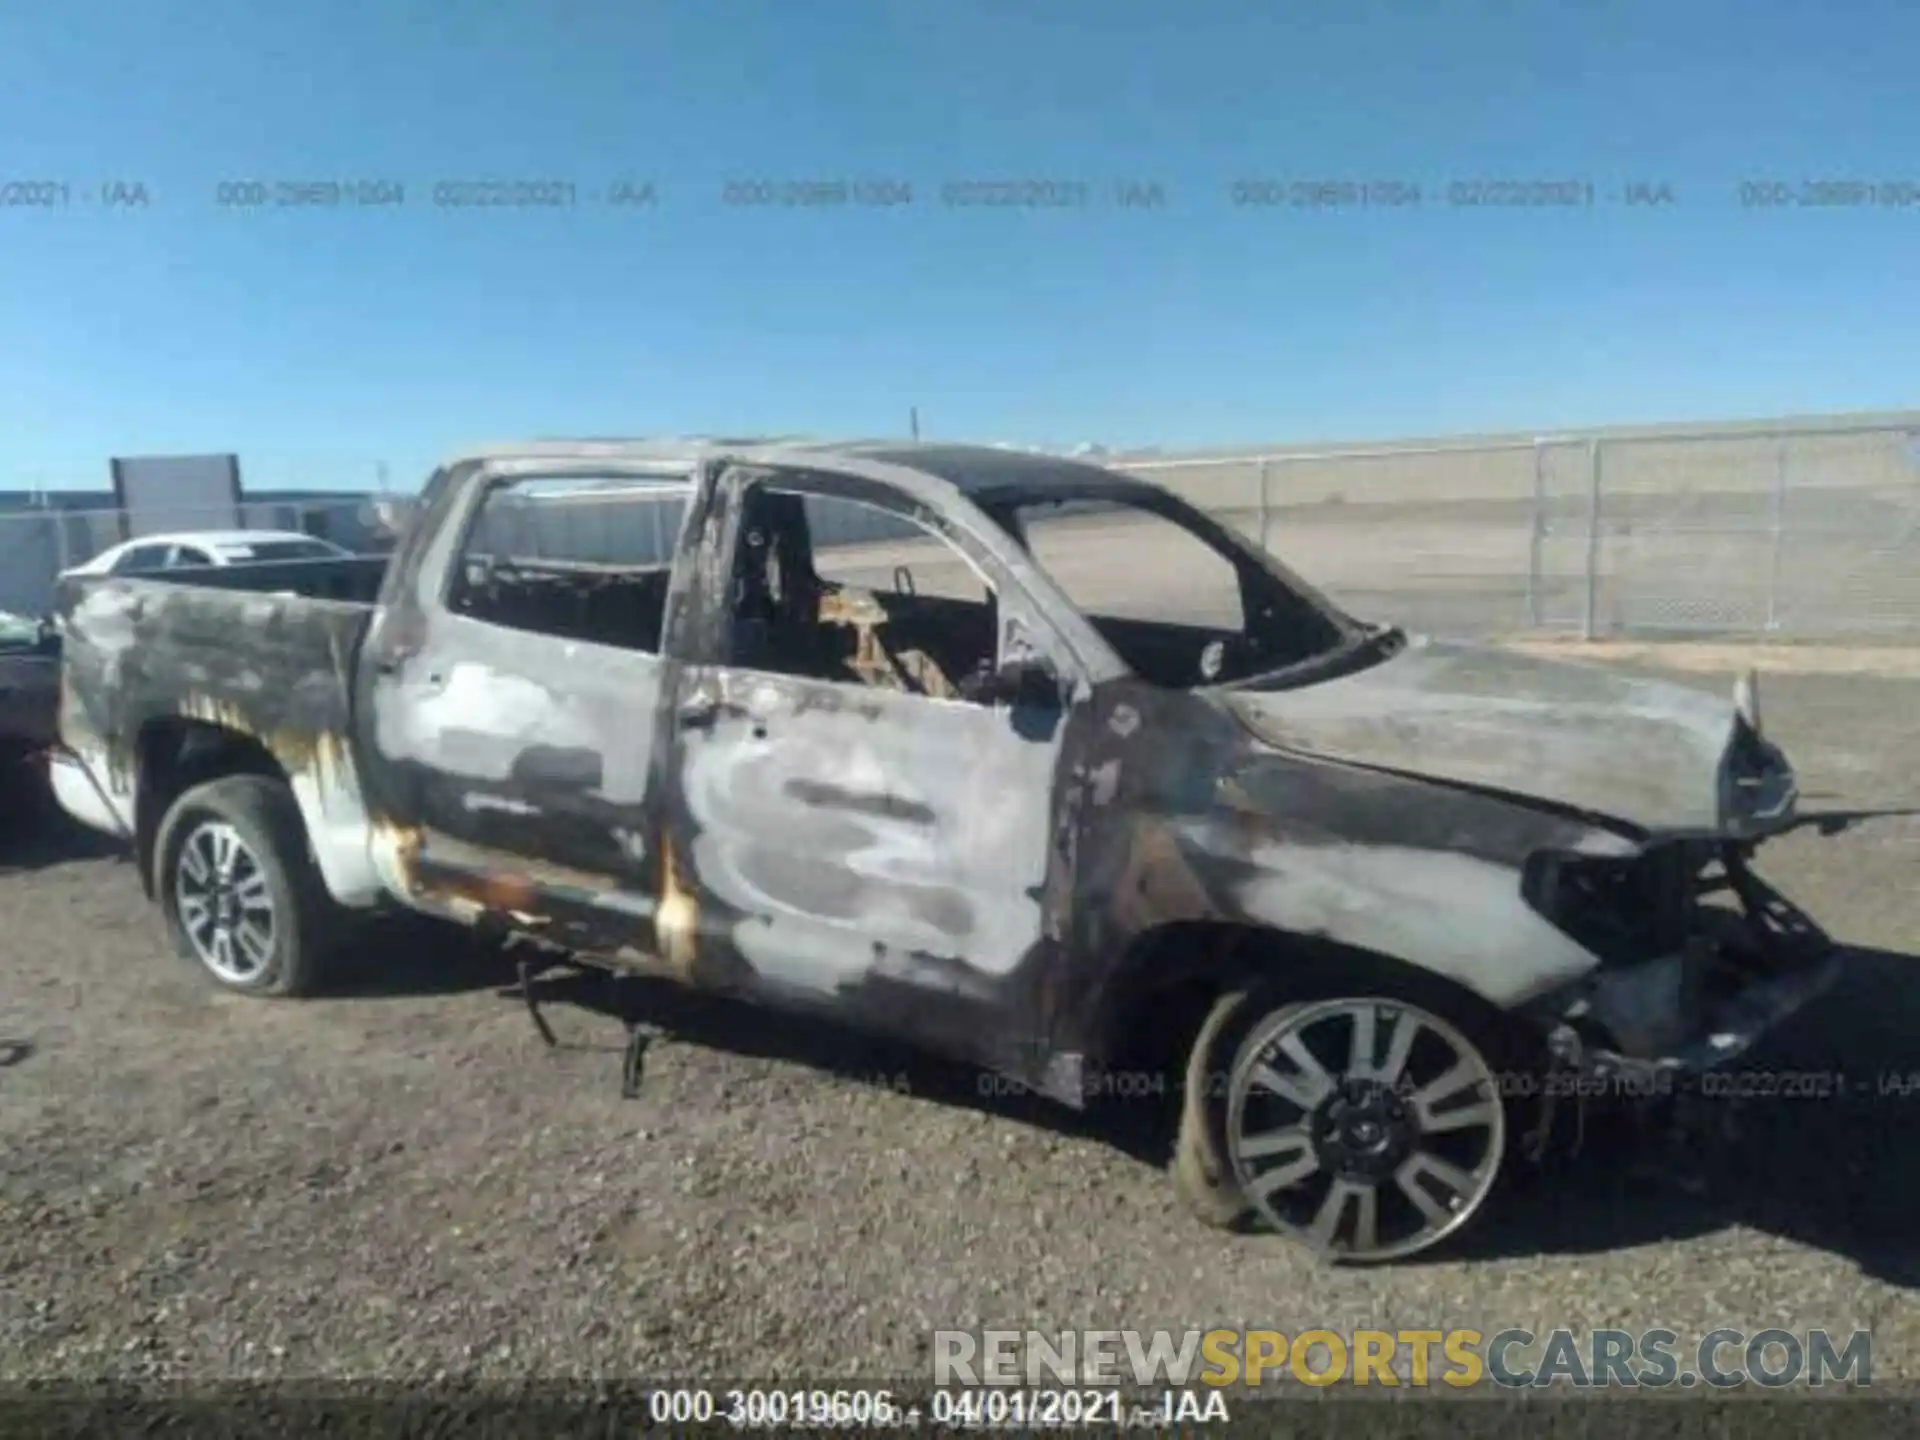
[53,439,1863,1261]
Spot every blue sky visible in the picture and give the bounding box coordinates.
[2,0,1916,492]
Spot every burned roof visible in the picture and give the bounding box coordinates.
[449,437,1165,509]
[823,443,1151,501]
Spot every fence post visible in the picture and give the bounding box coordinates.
[1256,459,1272,552]
[1580,437,1602,640]
[1765,436,1787,632]
[1526,442,1545,628]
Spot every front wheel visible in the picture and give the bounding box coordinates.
[1223,995,1510,1263]
[155,774,336,997]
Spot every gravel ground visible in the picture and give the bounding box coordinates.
[1,661,1918,1392]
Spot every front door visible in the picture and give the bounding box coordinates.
[357,465,696,966]
[664,468,1087,1076]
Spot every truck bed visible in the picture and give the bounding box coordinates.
[56,562,384,823]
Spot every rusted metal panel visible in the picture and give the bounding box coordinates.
[361,610,678,970]
[57,576,384,904]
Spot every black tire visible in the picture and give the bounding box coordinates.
[154,774,338,997]
[1170,987,1259,1229]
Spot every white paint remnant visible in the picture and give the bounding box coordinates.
[1231,840,1599,1008]
[679,695,1054,983]
[1090,758,1121,806]
[462,792,540,816]
[392,664,599,782]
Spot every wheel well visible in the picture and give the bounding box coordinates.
[1099,922,1510,1088]
[134,719,289,897]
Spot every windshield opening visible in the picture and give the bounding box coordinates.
[995,489,1367,688]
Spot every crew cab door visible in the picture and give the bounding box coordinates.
[354,462,696,963]
[663,464,1090,1077]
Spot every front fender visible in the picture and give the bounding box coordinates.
[1183,758,1646,1011]
[1205,832,1602,1009]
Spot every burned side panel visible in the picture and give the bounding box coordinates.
[637,462,1091,1079]
[357,609,676,964]
[349,462,707,971]
[669,667,1066,1064]
[56,577,384,905]
[1046,683,1646,1075]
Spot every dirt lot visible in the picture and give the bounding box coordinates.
[2,660,1918,1389]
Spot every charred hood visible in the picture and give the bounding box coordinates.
[1221,636,1795,836]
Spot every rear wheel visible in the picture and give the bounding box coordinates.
[155,774,336,997]
[1224,995,1509,1262]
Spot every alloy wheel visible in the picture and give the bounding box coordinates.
[174,819,278,985]
[1226,996,1506,1261]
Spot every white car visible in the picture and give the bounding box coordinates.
[62,530,353,579]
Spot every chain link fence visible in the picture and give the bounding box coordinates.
[5,418,1918,640]
[1111,417,1920,641]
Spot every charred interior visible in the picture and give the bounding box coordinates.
[724,485,1001,701]
[451,556,674,654]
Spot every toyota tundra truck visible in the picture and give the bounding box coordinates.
[50,438,1867,1261]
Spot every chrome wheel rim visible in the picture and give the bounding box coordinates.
[174,820,277,984]
[1227,997,1505,1262]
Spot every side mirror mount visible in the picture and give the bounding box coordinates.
[980,657,1062,710]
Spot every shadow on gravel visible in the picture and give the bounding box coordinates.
[323,915,526,999]
[0,762,124,875]
[1453,944,1920,1284]
[316,924,1920,1278]
[515,965,1179,1169]
[508,944,1920,1277]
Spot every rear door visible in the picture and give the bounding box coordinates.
[355,463,698,966]
[662,465,1090,1074]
